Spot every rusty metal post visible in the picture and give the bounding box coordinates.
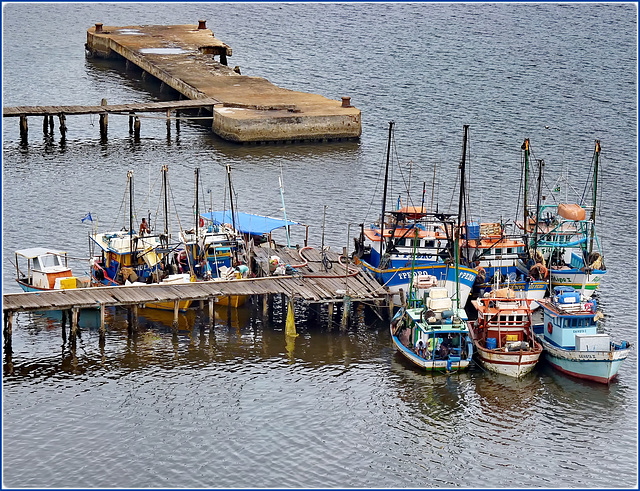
[198,20,207,29]
[341,96,351,107]
[95,23,103,33]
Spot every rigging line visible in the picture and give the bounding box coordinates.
[361,129,389,225]
[110,180,129,231]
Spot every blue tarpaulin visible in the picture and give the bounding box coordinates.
[201,211,301,236]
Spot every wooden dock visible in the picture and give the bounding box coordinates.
[2,246,390,349]
[80,21,361,143]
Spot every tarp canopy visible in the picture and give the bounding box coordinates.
[201,211,302,236]
[15,247,66,259]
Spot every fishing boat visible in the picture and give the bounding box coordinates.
[533,286,631,384]
[389,125,475,373]
[14,247,89,292]
[391,285,474,373]
[469,292,542,378]
[353,121,477,306]
[517,140,606,298]
[89,168,193,312]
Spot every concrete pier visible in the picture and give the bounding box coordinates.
[85,22,361,143]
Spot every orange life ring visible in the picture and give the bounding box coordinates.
[547,322,553,334]
[199,217,205,227]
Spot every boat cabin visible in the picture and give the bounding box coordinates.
[15,247,73,290]
[473,297,533,350]
[542,286,599,349]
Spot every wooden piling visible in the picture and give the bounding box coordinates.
[71,308,79,340]
[99,303,106,340]
[3,311,13,346]
[227,296,232,327]
[99,98,108,138]
[59,113,67,138]
[399,288,405,308]
[209,297,215,328]
[132,305,138,331]
[19,115,28,140]
[327,302,334,330]
[166,109,171,133]
[173,300,179,330]
[134,116,141,138]
[175,110,180,131]
[262,294,269,321]
[48,114,54,132]
[42,115,48,134]
[387,294,394,320]
[129,112,135,132]
[341,295,351,330]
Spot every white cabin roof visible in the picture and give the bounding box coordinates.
[15,247,67,259]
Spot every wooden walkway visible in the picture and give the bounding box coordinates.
[2,98,221,117]
[2,248,386,315]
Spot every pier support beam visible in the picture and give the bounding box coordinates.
[3,311,13,351]
[209,297,215,329]
[132,305,138,332]
[327,302,334,330]
[99,303,106,341]
[387,294,394,320]
[48,115,54,133]
[134,116,141,139]
[173,300,179,330]
[19,115,28,140]
[71,307,79,345]
[175,110,180,131]
[43,115,49,134]
[129,112,135,133]
[99,98,108,139]
[59,113,67,138]
[262,294,269,322]
[227,296,232,327]
[341,295,351,330]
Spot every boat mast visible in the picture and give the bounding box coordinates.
[456,125,470,310]
[522,138,530,233]
[195,167,200,262]
[533,159,544,257]
[589,140,601,254]
[379,121,394,266]
[128,169,134,269]
[226,164,238,262]
[162,165,169,246]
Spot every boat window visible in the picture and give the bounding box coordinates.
[507,248,513,254]
[508,315,515,323]
[425,240,434,248]
[494,248,502,255]
[32,258,41,270]
[499,315,507,323]
[38,255,60,269]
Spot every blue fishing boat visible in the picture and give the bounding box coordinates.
[533,286,631,384]
[14,247,78,292]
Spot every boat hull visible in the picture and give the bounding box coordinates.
[535,334,629,384]
[391,330,471,372]
[470,339,541,378]
[145,299,192,312]
[359,260,477,307]
[216,295,249,308]
[549,269,605,298]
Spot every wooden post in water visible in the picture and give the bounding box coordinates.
[3,311,13,349]
[209,297,215,329]
[19,115,28,140]
[129,112,135,133]
[341,295,351,330]
[327,302,334,330]
[132,305,138,332]
[173,300,179,330]
[59,113,67,138]
[399,288,405,308]
[227,296,232,327]
[99,98,108,138]
[134,116,141,139]
[262,294,269,322]
[175,110,180,131]
[166,109,171,134]
[99,303,106,341]
[71,307,79,342]
[42,115,48,134]
[281,293,286,324]
[48,115,54,133]
[387,294,394,320]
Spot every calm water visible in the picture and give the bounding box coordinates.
[2,3,637,488]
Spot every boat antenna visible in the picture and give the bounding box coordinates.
[379,121,394,266]
[279,164,291,248]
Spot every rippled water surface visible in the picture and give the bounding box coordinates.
[2,3,637,488]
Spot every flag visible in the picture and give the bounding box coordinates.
[554,186,561,193]
[81,213,94,223]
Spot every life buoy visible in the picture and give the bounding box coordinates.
[547,322,553,334]
[529,263,549,280]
